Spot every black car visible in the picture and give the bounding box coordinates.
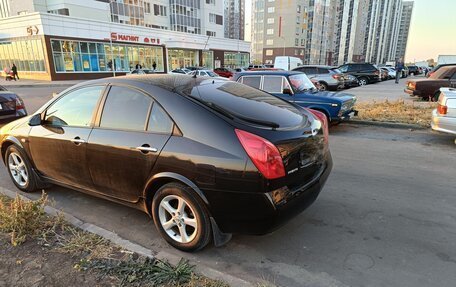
[407,65,422,76]
[0,75,332,252]
[337,63,381,85]
[0,86,27,121]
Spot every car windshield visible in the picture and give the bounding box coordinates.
[289,74,316,92]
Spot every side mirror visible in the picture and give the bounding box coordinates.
[28,114,42,126]
[283,88,293,95]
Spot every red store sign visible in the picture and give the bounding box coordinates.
[111,32,160,45]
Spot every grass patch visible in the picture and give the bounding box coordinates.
[355,99,437,127]
[0,193,231,287]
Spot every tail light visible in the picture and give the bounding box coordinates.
[308,109,329,144]
[332,74,341,80]
[437,104,448,115]
[235,129,285,179]
[15,98,25,110]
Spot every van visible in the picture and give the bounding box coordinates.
[274,56,303,71]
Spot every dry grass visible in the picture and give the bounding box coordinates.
[355,99,437,127]
[0,193,231,287]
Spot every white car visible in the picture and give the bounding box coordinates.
[431,88,456,139]
[189,70,223,78]
[384,67,396,79]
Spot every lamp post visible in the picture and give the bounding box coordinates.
[108,2,115,77]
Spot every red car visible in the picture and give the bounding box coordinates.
[213,67,234,78]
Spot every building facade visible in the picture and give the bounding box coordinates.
[224,0,245,40]
[251,0,413,66]
[251,0,337,65]
[395,0,413,61]
[0,0,249,80]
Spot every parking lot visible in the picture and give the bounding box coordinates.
[1,77,456,287]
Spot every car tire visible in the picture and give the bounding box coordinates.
[152,182,211,252]
[432,91,441,102]
[358,77,368,86]
[319,82,328,91]
[5,145,38,193]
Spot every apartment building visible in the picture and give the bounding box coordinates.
[251,0,413,66]
[224,0,245,40]
[395,0,413,61]
[251,0,337,65]
[0,0,250,80]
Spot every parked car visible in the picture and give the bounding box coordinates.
[213,67,234,78]
[337,63,381,85]
[427,63,456,78]
[233,71,357,123]
[247,64,266,70]
[379,67,389,81]
[405,65,456,100]
[169,68,191,74]
[384,67,397,79]
[128,69,155,75]
[292,65,344,91]
[342,73,360,88]
[0,74,332,251]
[407,65,422,76]
[234,67,247,73]
[189,70,223,78]
[402,66,409,78]
[431,88,456,137]
[0,87,27,121]
[274,56,303,71]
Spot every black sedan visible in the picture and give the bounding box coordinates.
[0,85,27,121]
[0,75,332,251]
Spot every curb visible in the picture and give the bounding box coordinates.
[348,119,426,130]
[0,186,259,287]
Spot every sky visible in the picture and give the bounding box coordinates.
[405,0,456,62]
[244,0,456,63]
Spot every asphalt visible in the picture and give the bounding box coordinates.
[0,124,455,287]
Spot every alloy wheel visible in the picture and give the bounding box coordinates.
[359,78,368,86]
[158,195,198,244]
[8,152,28,187]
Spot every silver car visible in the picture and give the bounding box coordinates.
[431,88,456,137]
[292,65,344,91]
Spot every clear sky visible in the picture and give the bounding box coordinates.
[244,0,456,63]
[405,0,456,63]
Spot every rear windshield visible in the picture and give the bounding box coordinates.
[185,80,307,129]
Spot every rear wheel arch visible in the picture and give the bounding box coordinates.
[143,173,210,216]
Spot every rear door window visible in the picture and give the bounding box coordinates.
[147,103,173,134]
[304,67,317,74]
[263,76,285,93]
[317,67,330,74]
[240,76,261,89]
[100,86,152,131]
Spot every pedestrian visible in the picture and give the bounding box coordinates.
[11,63,19,80]
[152,61,157,71]
[135,63,142,70]
[395,58,404,84]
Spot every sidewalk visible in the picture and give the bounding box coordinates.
[1,79,83,88]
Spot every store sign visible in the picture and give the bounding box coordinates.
[110,32,160,45]
[27,25,39,36]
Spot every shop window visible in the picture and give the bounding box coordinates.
[206,31,216,37]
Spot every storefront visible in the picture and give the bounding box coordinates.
[0,13,250,80]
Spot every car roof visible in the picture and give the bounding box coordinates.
[81,74,224,93]
[235,70,302,76]
[295,65,331,69]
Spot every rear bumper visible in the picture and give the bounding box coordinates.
[431,110,456,135]
[404,88,420,96]
[0,109,27,120]
[207,153,333,235]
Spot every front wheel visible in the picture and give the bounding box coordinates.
[152,183,211,252]
[358,77,368,86]
[5,145,38,193]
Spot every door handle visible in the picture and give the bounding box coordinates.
[136,145,158,153]
[71,137,85,145]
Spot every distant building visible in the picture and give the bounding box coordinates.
[395,1,413,61]
[224,0,245,40]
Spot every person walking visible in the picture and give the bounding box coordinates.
[395,59,404,84]
[11,63,19,80]
[152,61,157,71]
[135,63,142,70]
